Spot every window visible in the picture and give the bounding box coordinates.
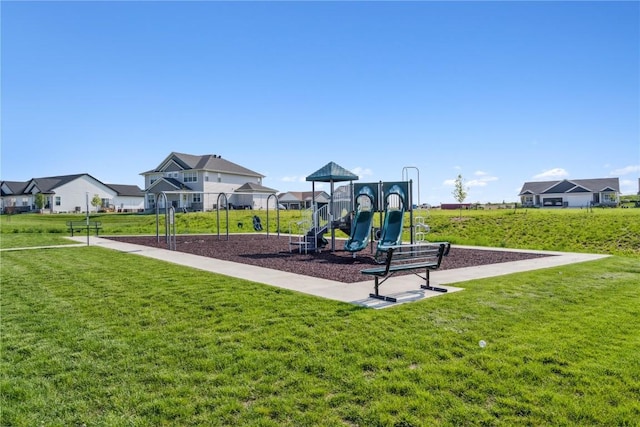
[184,172,197,183]
[21,197,28,206]
[602,192,616,203]
[55,196,61,206]
[192,193,201,203]
[543,197,563,206]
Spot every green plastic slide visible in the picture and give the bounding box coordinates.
[344,209,374,252]
[377,208,405,250]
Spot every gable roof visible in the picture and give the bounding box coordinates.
[519,178,620,195]
[2,175,144,198]
[306,162,359,182]
[144,152,264,178]
[107,184,144,197]
[27,174,90,194]
[277,191,330,202]
[235,182,278,193]
[1,180,29,196]
[146,177,193,193]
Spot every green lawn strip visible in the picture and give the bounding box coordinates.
[2,247,639,426]
[0,233,80,249]
[2,208,639,255]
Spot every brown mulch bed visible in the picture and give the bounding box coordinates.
[105,234,554,284]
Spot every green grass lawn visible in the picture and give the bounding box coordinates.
[2,209,639,425]
[2,247,639,426]
[1,207,639,254]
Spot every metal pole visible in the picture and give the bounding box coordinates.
[85,192,90,246]
[402,166,420,208]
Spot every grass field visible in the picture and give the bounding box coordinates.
[1,210,639,426]
[1,207,639,255]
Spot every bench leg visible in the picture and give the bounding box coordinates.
[419,269,447,293]
[369,277,398,303]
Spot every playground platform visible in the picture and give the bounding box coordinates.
[59,236,609,309]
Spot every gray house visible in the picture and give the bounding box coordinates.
[519,178,620,208]
[141,152,278,211]
[277,191,331,210]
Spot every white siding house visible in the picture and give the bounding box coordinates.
[519,178,620,208]
[1,174,144,214]
[141,152,278,211]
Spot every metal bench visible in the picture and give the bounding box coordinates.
[66,221,103,237]
[361,242,450,302]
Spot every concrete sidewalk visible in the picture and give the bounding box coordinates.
[60,236,609,309]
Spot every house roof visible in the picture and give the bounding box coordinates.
[519,178,620,196]
[2,174,144,199]
[235,182,278,193]
[146,177,193,192]
[28,174,90,194]
[306,162,358,183]
[107,184,144,197]
[143,152,264,178]
[1,180,29,196]
[278,191,329,202]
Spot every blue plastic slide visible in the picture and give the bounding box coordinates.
[344,209,374,253]
[376,208,405,250]
[377,184,406,251]
[344,186,376,253]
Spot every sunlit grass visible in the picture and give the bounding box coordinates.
[2,246,639,426]
[2,208,639,255]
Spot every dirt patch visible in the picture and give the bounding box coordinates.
[105,234,554,284]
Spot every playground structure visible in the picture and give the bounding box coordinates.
[152,163,429,255]
[290,161,425,255]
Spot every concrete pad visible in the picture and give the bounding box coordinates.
[64,236,609,309]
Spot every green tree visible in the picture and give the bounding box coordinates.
[34,193,46,211]
[452,174,468,218]
[91,194,102,212]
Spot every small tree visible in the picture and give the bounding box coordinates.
[452,174,468,218]
[34,193,46,212]
[91,194,102,212]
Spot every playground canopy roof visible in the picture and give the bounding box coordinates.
[306,161,359,183]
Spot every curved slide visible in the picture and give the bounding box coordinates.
[376,208,404,250]
[344,209,374,253]
[376,184,406,252]
[344,186,376,253]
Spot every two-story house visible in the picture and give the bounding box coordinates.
[141,152,278,211]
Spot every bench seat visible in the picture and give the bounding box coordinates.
[67,221,103,237]
[361,242,450,302]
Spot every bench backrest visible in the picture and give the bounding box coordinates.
[379,242,450,272]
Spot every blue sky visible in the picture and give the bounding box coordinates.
[2,1,638,205]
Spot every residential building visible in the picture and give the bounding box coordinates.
[519,178,620,208]
[141,152,278,211]
[277,191,331,210]
[1,174,144,214]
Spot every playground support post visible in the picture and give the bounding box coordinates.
[155,192,169,244]
[168,206,176,250]
[402,166,420,209]
[216,192,230,241]
[85,192,90,246]
[266,193,280,237]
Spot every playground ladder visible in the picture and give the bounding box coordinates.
[415,216,430,242]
